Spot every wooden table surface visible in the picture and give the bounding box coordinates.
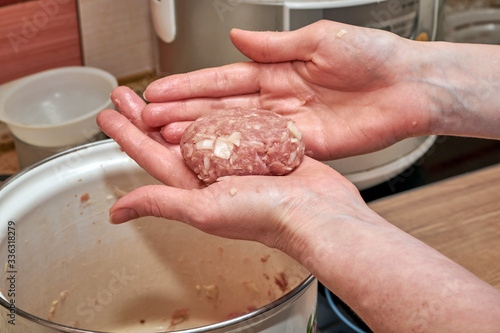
[369,163,500,290]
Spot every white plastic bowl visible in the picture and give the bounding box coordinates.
[0,66,117,148]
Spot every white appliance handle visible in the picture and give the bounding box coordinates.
[150,0,176,43]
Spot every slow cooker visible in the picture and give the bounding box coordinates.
[151,0,441,73]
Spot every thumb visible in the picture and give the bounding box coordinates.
[107,183,278,243]
[109,185,207,226]
[230,24,320,63]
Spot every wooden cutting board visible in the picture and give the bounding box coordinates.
[369,164,500,290]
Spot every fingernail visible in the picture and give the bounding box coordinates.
[109,208,139,224]
[143,87,151,102]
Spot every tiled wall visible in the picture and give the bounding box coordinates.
[78,0,157,81]
[0,0,82,84]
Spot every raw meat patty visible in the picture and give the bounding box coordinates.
[180,109,305,184]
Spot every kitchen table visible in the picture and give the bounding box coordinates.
[369,163,500,290]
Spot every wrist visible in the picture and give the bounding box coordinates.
[412,41,500,139]
[279,197,388,280]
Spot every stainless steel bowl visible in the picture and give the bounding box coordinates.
[0,139,317,333]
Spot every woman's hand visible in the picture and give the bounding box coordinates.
[97,87,371,256]
[141,20,432,160]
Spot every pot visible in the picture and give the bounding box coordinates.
[0,139,317,333]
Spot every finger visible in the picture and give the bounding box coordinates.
[109,185,203,225]
[142,94,261,127]
[111,86,168,144]
[97,109,202,189]
[160,121,191,144]
[111,86,146,125]
[108,184,252,240]
[229,22,326,63]
[108,183,280,244]
[144,62,261,102]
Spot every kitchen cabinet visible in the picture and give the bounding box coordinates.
[77,0,156,81]
[0,0,82,84]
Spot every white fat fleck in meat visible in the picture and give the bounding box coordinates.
[212,132,242,159]
[203,156,211,170]
[196,139,215,150]
[288,151,297,165]
[230,153,239,167]
[248,141,265,148]
[226,132,242,146]
[213,138,232,159]
[287,120,302,139]
[184,145,193,158]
